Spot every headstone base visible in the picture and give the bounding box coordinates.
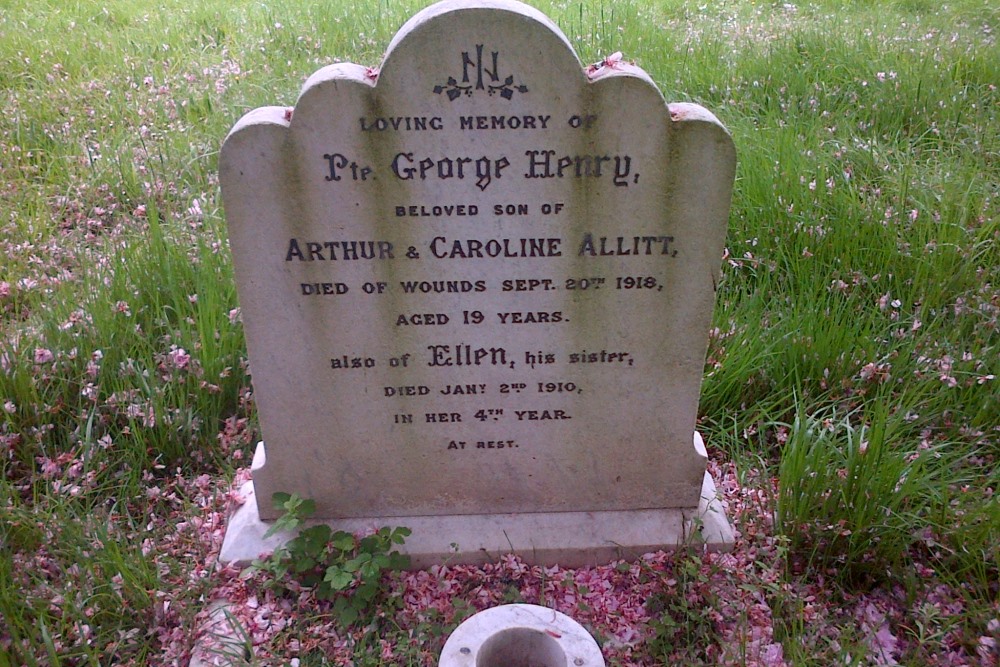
[219,440,734,569]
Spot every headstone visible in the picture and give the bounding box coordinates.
[220,0,735,567]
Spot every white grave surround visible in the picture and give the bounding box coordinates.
[219,0,736,568]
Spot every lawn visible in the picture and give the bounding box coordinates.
[0,0,997,665]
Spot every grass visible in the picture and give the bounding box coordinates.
[776,397,980,585]
[1,0,997,664]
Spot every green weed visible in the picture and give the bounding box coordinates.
[249,493,411,628]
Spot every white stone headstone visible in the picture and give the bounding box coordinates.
[220,0,735,567]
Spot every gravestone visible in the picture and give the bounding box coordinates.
[219,0,735,567]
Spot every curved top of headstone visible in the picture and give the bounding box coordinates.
[385,0,573,65]
[227,0,722,143]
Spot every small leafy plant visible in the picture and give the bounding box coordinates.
[250,492,411,627]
